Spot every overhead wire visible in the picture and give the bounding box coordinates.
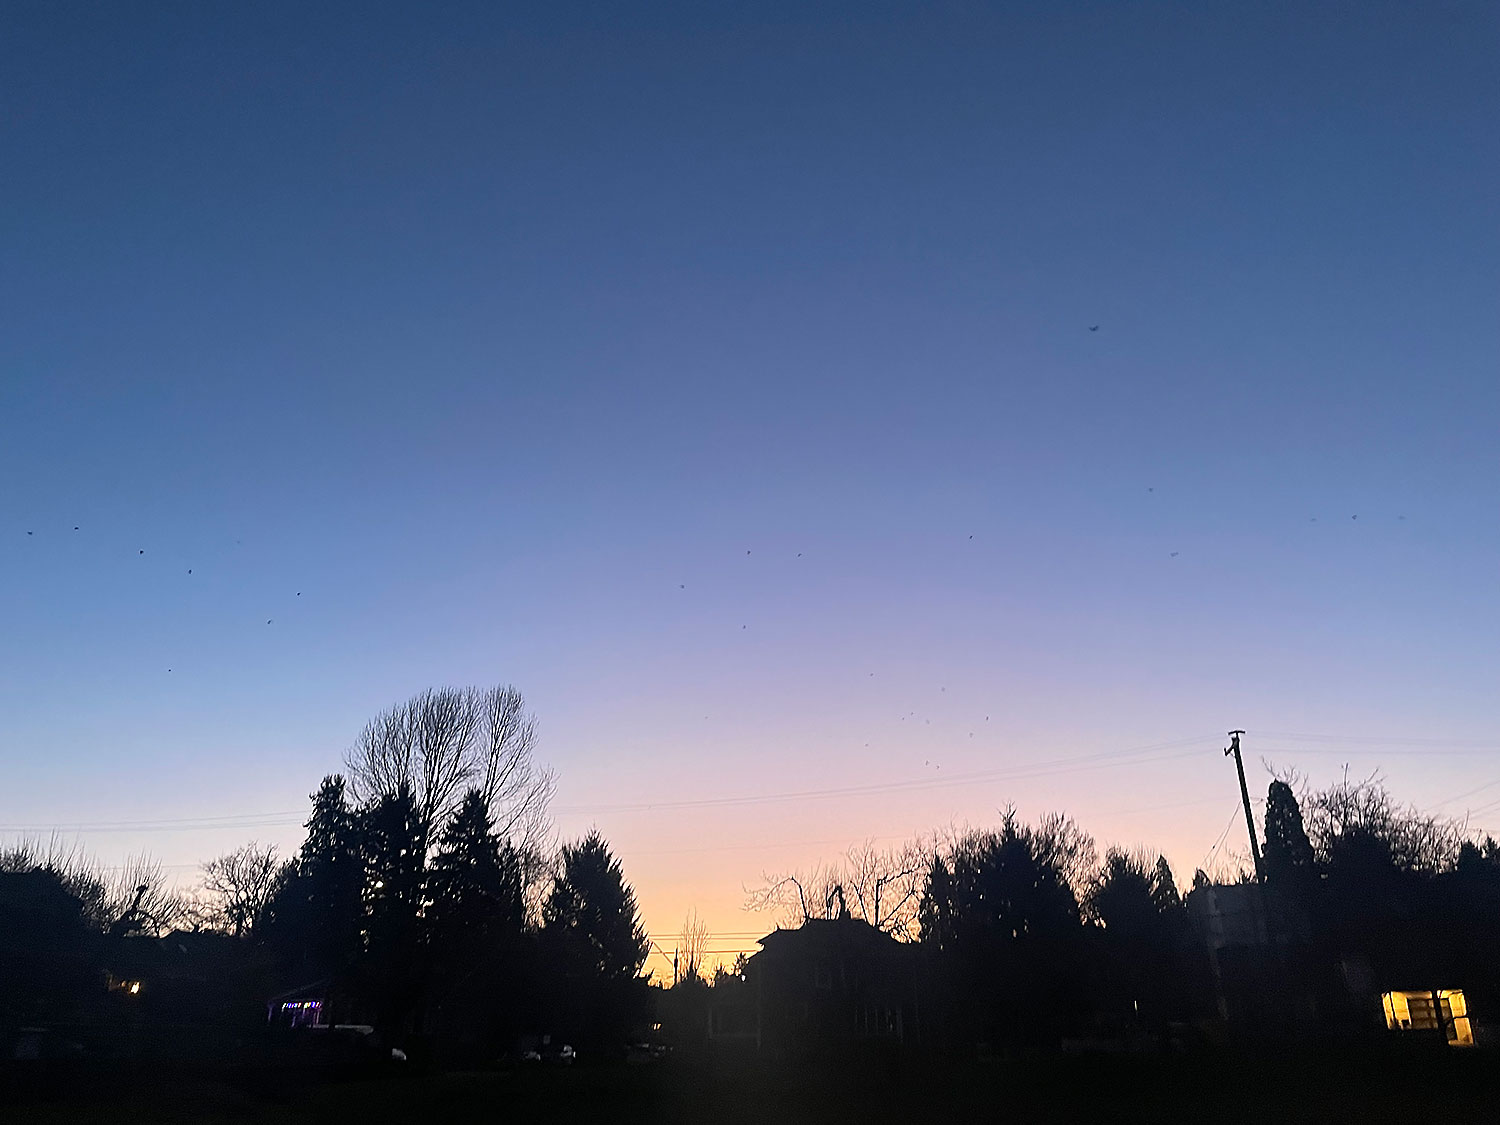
[4,733,1222,833]
[0,814,305,834]
[1198,802,1243,875]
[1248,730,1500,751]
[554,733,1220,816]
[17,730,1500,834]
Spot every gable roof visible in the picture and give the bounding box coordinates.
[756,916,909,957]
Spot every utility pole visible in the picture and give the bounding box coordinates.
[1224,730,1265,883]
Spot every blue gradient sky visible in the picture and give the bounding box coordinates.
[3,1,1497,970]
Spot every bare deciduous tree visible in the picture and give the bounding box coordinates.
[1300,770,1464,874]
[195,842,284,937]
[749,815,1095,941]
[1,837,185,935]
[105,852,188,937]
[479,685,554,859]
[845,837,932,937]
[746,835,937,940]
[678,908,711,983]
[345,684,555,865]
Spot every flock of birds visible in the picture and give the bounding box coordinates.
[16,343,1415,691]
[16,524,305,670]
[15,516,1009,778]
[20,481,1413,676]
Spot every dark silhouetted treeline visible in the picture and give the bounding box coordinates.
[7,694,1500,1071]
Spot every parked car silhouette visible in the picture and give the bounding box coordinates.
[517,1035,575,1065]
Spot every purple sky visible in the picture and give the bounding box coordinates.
[3,1,1497,971]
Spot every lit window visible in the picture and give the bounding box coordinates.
[1382,990,1474,1046]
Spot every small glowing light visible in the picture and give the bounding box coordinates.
[128,982,140,995]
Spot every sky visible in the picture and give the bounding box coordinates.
[2,0,1497,975]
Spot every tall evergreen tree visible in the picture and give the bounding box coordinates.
[1090,851,1157,937]
[541,831,649,1047]
[918,855,956,949]
[918,812,1088,1047]
[543,831,649,981]
[427,789,525,947]
[263,775,363,979]
[424,789,528,1055]
[1263,780,1316,889]
[358,786,427,1033]
[1151,856,1182,913]
[1087,851,1195,1030]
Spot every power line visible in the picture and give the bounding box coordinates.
[1199,802,1242,874]
[624,833,909,858]
[1431,778,1500,809]
[1249,730,1500,750]
[1464,795,1500,819]
[1254,746,1500,758]
[0,810,303,830]
[40,728,1483,839]
[3,734,1220,833]
[0,816,303,834]
[555,734,1218,815]
[36,729,1500,836]
[620,797,1226,862]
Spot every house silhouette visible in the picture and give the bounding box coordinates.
[716,914,924,1057]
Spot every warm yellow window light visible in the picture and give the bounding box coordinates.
[1382,989,1473,1046]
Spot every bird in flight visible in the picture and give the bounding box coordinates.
[1088,325,1099,332]
[1170,552,1179,557]
[139,550,144,555]
[1351,515,1358,521]
[187,569,192,574]
[266,619,273,625]
[26,531,33,536]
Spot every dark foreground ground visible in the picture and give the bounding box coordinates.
[6,1048,1499,1124]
